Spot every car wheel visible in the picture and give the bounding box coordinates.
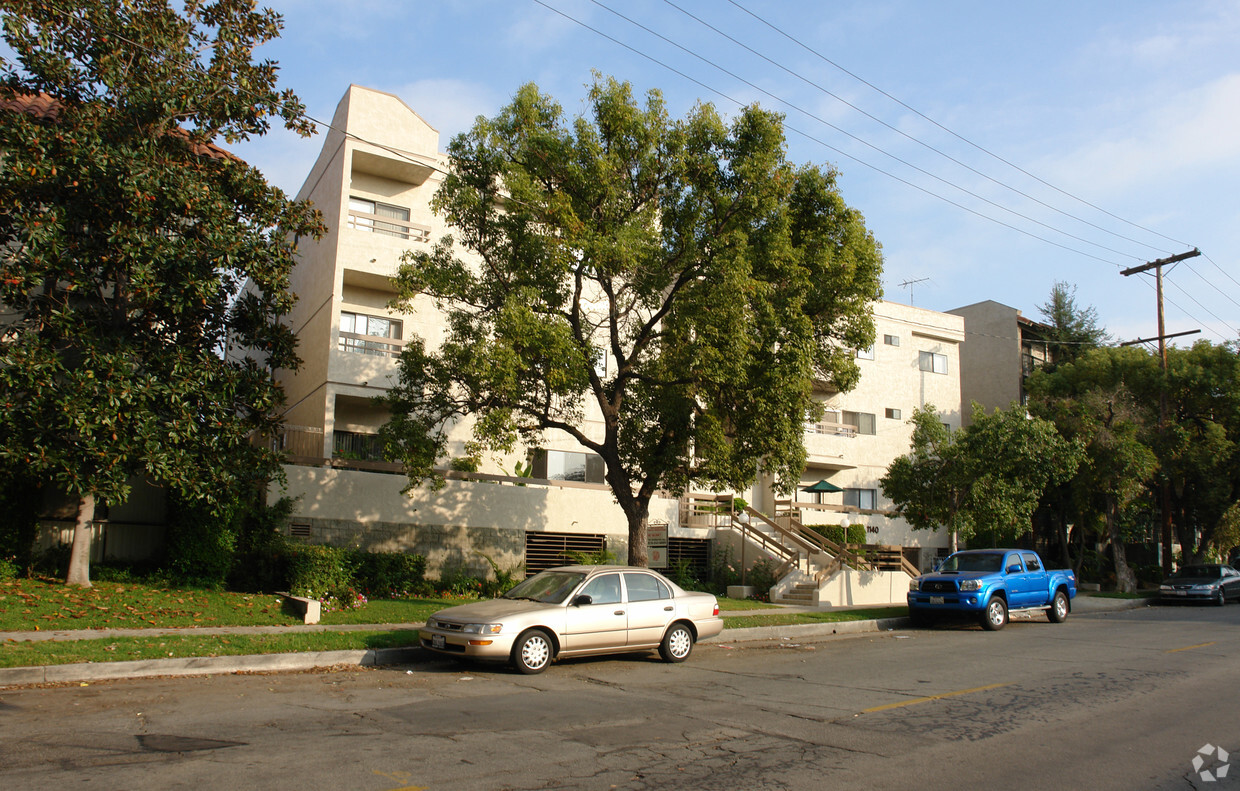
[659,623,694,663]
[980,596,1007,631]
[1214,588,1226,607]
[512,629,553,674]
[1046,590,1069,623]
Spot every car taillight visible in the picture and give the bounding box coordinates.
[713,604,719,616]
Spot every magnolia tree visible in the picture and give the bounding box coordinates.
[0,0,324,586]
[383,78,883,565]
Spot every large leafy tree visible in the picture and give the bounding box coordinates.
[383,77,883,566]
[1026,352,1158,591]
[881,403,1082,552]
[0,0,324,586]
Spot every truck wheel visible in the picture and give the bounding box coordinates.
[980,596,1007,631]
[1046,590,1069,623]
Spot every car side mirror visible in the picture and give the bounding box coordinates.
[572,594,593,607]
[1007,564,1022,574]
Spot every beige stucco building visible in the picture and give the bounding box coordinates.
[947,300,1054,425]
[272,85,963,589]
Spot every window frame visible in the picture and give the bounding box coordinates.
[919,350,948,375]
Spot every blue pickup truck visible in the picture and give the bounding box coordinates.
[907,549,1076,630]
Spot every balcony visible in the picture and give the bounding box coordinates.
[337,331,406,359]
[346,207,431,243]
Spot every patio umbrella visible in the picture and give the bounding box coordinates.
[801,479,843,493]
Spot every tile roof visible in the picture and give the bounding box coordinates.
[0,90,242,163]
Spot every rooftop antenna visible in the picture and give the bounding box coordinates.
[898,277,930,305]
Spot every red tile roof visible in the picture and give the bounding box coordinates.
[0,90,242,163]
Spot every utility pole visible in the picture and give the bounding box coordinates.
[1120,248,1200,575]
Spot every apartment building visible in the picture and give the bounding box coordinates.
[947,300,1055,424]
[274,85,961,575]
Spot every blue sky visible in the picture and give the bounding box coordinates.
[231,0,1240,347]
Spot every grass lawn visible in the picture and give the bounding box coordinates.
[0,577,467,632]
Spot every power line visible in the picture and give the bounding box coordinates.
[586,0,1143,264]
[663,0,1172,259]
[725,0,1194,251]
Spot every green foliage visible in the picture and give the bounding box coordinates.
[1037,281,1111,365]
[382,76,883,565]
[165,493,239,589]
[0,556,18,581]
[668,558,706,591]
[474,552,524,597]
[0,470,40,573]
[227,496,295,593]
[0,0,326,585]
[744,558,779,601]
[283,545,427,603]
[882,402,1084,546]
[565,547,619,565]
[809,524,867,546]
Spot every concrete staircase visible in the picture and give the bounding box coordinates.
[774,581,819,605]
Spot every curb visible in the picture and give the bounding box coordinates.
[0,645,428,687]
[704,616,909,644]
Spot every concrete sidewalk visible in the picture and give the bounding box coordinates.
[0,594,1152,688]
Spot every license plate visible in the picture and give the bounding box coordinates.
[930,596,945,604]
[431,634,445,649]
[1172,591,1186,596]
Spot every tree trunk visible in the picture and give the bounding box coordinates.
[1105,506,1137,593]
[66,493,95,588]
[627,510,648,567]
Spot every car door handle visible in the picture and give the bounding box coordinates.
[614,610,625,616]
[664,606,674,611]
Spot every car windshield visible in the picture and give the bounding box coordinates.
[938,553,1004,573]
[1174,566,1220,579]
[502,571,587,604]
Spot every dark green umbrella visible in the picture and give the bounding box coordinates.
[801,479,843,493]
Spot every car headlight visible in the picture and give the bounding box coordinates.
[1159,584,1173,591]
[959,579,982,591]
[461,623,503,635]
[909,580,920,591]
[1190,584,1217,592]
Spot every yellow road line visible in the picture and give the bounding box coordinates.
[862,682,1011,714]
[1166,642,1216,653]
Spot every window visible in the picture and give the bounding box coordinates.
[1021,552,1042,572]
[339,312,402,356]
[856,346,875,360]
[885,408,901,420]
[844,488,877,510]
[347,197,411,238]
[578,573,621,605]
[624,572,670,602]
[333,431,384,461]
[532,449,606,484]
[842,410,876,435]
[919,351,948,374]
[883,334,900,346]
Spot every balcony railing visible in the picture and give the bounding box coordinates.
[337,332,406,358]
[346,209,431,243]
[805,420,858,438]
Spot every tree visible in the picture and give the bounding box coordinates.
[382,77,883,566]
[1037,281,1110,365]
[0,1,324,586]
[881,403,1082,552]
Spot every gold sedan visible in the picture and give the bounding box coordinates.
[420,565,724,674]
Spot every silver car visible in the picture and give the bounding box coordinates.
[419,565,724,674]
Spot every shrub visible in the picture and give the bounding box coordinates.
[0,556,18,581]
[228,496,295,593]
[476,552,524,597]
[353,551,428,597]
[809,524,867,546]
[285,544,357,599]
[745,558,779,601]
[164,493,239,589]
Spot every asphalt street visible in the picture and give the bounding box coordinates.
[2,596,1233,791]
